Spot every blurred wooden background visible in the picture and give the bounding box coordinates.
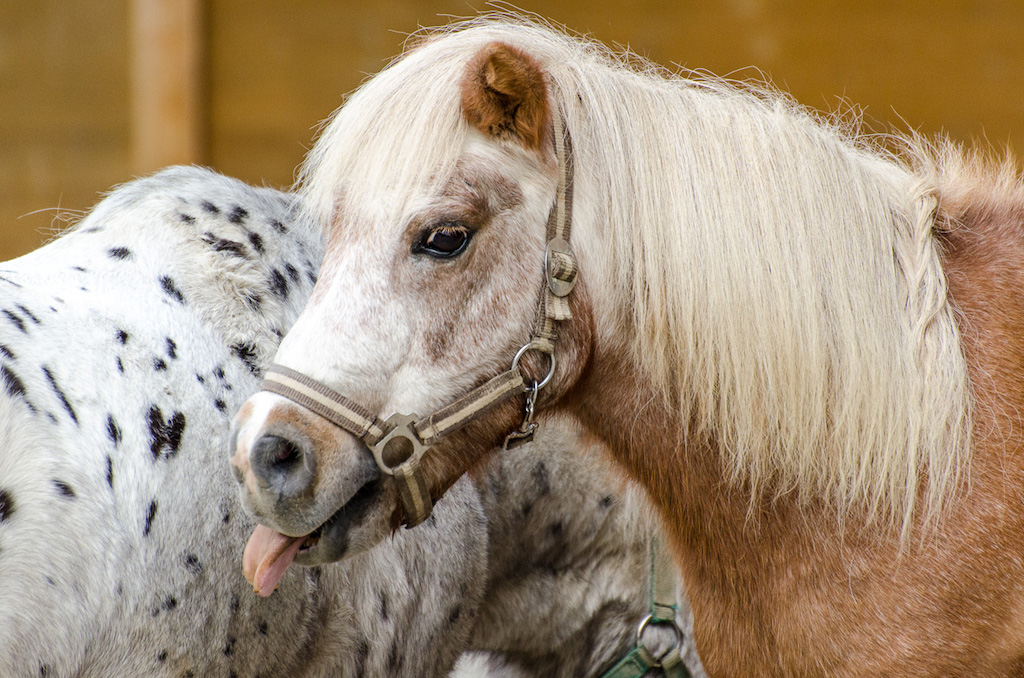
[3,0,1022,261]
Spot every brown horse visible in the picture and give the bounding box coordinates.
[229,17,1024,676]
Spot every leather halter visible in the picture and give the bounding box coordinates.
[260,111,577,527]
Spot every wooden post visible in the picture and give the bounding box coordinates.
[130,0,204,174]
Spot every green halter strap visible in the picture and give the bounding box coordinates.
[601,536,692,678]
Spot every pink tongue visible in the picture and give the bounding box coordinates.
[242,525,305,597]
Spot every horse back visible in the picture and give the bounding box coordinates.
[924,150,1024,669]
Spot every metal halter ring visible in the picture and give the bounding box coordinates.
[635,614,684,666]
[511,341,556,391]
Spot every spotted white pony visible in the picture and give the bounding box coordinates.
[0,166,486,677]
[0,166,704,677]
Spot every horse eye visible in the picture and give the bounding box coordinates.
[414,223,472,258]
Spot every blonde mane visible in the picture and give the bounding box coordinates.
[297,15,973,533]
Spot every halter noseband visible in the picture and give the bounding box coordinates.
[260,111,577,527]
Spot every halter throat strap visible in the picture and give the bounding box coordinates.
[260,112,576,528]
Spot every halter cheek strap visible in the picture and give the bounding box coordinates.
[260,111,577,528]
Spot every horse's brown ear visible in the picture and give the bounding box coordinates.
[460,42,551,152]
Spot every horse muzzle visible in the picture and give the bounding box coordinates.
[229,392,387,555]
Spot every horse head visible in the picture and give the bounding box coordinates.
[229,31,594,592]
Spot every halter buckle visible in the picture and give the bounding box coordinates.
[367,413,429,476]
[367,413,434,527]
[545,237,578,297]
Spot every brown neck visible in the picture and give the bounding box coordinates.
[558,336,886,674]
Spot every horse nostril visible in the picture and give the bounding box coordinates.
[253,434,302,473]
[250,434,316,497]
[275,440,298,463]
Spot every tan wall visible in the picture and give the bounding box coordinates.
[4,1,1022,261]
[1,1,130,259]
